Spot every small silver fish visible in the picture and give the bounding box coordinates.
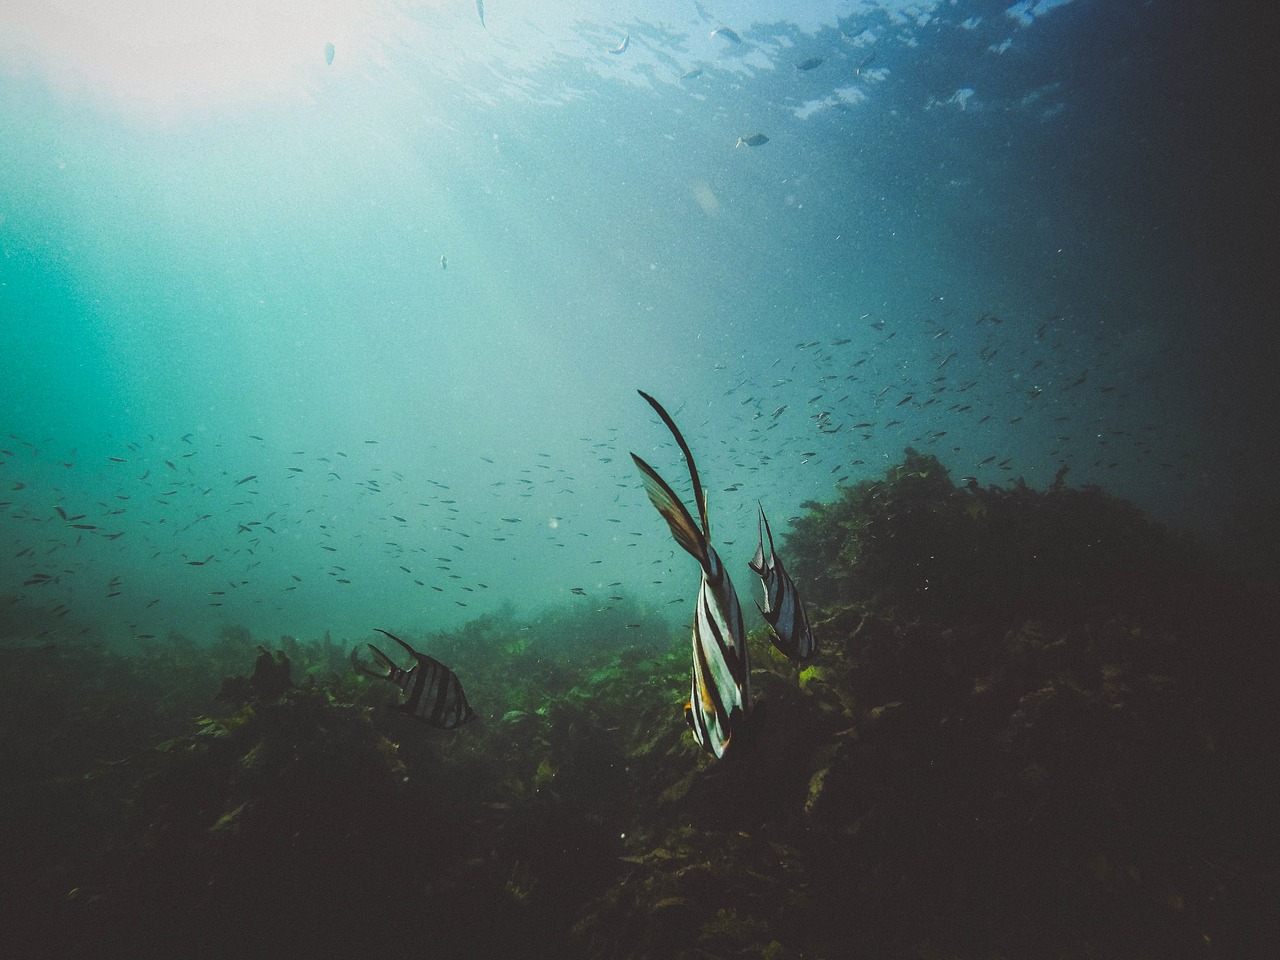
[476,0,485,29]
[711,27,742,44]
[679,68,703,81]
[735,133,769,148]
[794,57,824,71]
[440,255,447,270]
[324,42,335,66]
[610,36,630,55]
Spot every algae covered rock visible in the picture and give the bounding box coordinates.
[785,448,1209,621]
[4,451,1275,960]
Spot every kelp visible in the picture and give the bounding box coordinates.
[2,453,1276,960]
[572,452,1277,959]
[785,448,1211,622]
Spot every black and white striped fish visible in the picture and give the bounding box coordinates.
[353,629,476,729]
[749,504,816,661]
[631,390,752,759]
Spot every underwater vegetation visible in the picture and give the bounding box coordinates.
[2,452,1277,959]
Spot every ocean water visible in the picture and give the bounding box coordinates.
[0,1,1268,647]
[2,3,1275,958]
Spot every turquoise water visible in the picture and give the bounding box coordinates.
[2,6,1275,959]
[0,0,1267,646]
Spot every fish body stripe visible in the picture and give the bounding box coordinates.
[688,555,750,755]
[697,554,749,692]
[757,563,787,616]
[685,550,750,757]
[750,505,816,661]
[763,575,814,660]
[362,630,476,729]
[632,390,753,759]
[396,655,473,728]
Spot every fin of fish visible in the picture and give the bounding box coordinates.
[353,630,477,729]
[636,390,708,533]
[630,454,706,566]
[633,390,752,759]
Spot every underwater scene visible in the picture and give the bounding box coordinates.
[1,1,1274,958]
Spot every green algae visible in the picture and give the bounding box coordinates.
[2,452,1276,960]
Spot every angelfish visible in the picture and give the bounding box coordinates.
[353,629,476,729]
[748,504,816,661]
[631,390,752,759]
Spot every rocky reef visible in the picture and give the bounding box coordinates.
[2,452,1275,959]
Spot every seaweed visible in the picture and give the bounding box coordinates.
[786,448,1211,623]
[2,453,1276,959]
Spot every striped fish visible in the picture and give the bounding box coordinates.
[353,628,476,729]
[749,504,817,661]
[631,390,751,759]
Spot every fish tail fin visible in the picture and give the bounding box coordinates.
[631,453,708,565]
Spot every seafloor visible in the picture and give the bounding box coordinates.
[2,451,1276,959]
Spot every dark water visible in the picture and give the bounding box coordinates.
[1,2,1274,958]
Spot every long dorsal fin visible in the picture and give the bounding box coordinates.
[631,453,707,564]
[637,390,709,537]
[375,628,419,660]
[758,501,776,553]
